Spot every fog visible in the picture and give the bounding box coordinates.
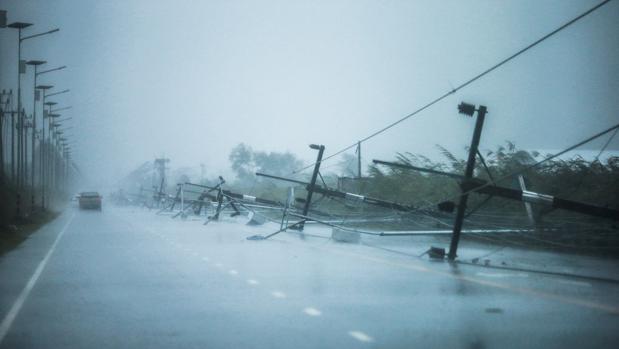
[1,0,618,188]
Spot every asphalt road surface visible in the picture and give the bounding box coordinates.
[1,206,618,348]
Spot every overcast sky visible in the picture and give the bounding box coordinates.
[1,0,618,187]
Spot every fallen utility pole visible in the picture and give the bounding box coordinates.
[183,179,290,224]
[372,161,619,221]
[256,172,416,212]
[181,178,242,222]
[184,181,282,207]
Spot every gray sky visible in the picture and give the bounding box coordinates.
[1,0,618,187]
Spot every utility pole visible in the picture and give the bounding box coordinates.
[356,141,361,179]
[295,144,324,232]
[448,102,487,261]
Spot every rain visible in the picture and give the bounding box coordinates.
[0,1,618,348]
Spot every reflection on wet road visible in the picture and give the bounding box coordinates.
[1,206,618,348]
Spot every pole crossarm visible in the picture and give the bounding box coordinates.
[184,182,283,207]
[373,159,619,221]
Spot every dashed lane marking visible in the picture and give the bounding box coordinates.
[348,331,373,343]
[271,291,286,299]
[303,307,322,316]
[247,279,259,285]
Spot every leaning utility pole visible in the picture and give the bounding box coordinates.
[296,144,324,232]
[448,102,487,260]
[357,141,361,179]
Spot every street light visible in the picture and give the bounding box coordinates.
[36,85,53,209]
[8,22,59,190]
[36,70,65,186]
[7,22,32,189]
[38,85,68,209]
[26,60,46,209]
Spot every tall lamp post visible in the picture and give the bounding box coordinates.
[7,22,58,190]
[7,22,31,190]
[25,60,46,211]
[42,90,69,208]
[36,87,52,208]
[52,126,68,196]
[46,113,62,207]
[34,65,66,193]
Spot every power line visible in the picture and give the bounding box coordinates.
[595,127,619,160]
[292,0,613,175]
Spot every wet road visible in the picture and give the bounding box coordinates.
[1,206,618,348]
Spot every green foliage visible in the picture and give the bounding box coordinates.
[227,141,618,216]
[364,141,619,210]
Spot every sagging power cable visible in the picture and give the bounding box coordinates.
[292,0,613,175]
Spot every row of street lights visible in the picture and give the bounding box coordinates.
[1,10,75,216]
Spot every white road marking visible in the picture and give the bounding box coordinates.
[476,272,529,278]
[558,279,592,288]
[303,307,322,316]
[0,213,75,344]
[228,270,238,275]
[202,257,209,262]
[247,279,259,285]
[271,291,286,298]
[348,330,373,343]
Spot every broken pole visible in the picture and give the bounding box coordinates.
[296,144,325,232]
[448,103,487,261]
[518,175,536,227]
[357,141,362,179]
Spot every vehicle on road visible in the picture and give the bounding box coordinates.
[78,192,102,210]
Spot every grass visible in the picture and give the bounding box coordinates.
[0,210,60,257]
[0,182,61,257]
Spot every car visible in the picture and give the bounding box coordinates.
[78,192,102,210]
